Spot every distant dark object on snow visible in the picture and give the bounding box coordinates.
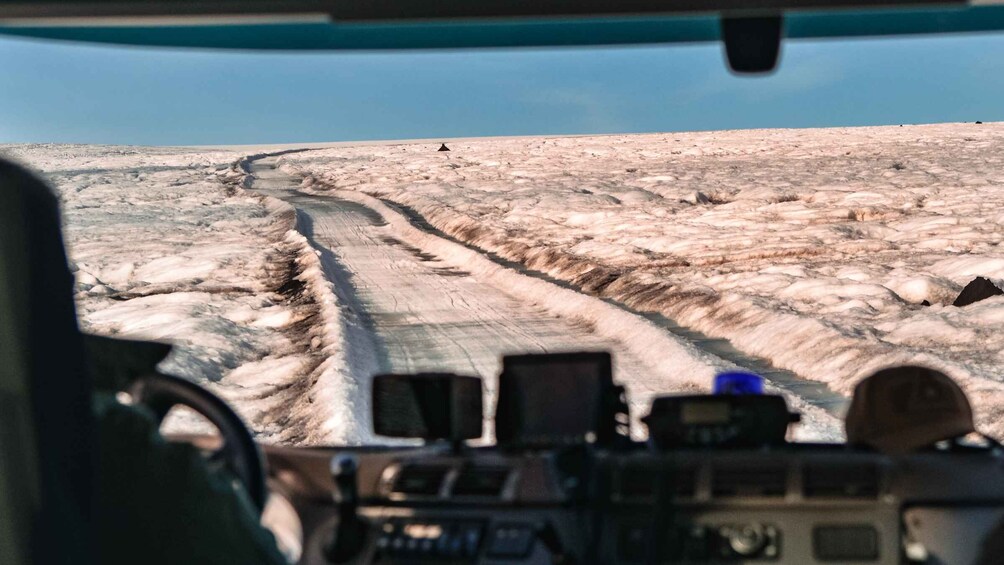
[953,276,1004,307]
[921,300,931,307]
[976,121,983,124]
[438,143,450,152]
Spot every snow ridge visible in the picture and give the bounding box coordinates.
[278,221,366,444]
[250,155,442,445]
[239,158,368,445]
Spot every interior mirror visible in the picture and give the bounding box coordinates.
[721,16,783,74]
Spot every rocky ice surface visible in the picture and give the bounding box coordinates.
[278,123,1004,439]
[1,144,331,443]
[6,123,1003,444]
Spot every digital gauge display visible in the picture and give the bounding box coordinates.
[496,352,614,446]
[402,524,445,539]
[645,395,794,448]
[681,401,731,425]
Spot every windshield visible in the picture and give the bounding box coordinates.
[2,31,1003,446]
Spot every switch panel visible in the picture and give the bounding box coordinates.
[376,520,484,561]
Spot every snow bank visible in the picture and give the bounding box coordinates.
[275,214,371,445]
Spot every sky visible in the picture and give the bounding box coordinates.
[1,31,1004,145]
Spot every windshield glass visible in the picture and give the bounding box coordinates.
[3,31,1003,446]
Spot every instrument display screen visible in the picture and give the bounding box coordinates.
[402,524,444,539]
[681,401,731,425]
[496,352,612,446]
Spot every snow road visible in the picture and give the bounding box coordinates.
[251,157,844,441]
[10,129,1000,444]
[277,126,1004,440]
[251,158,663,431]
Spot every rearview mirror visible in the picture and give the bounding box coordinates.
[372,373,483,442]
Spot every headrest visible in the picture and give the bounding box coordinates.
[0,157,93,563]
[845,365,975,454]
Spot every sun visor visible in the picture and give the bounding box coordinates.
[3,4,1004,51]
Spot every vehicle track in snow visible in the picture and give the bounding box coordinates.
[250,156,846,441]
[249,157,666,434]
[379,199,851,421]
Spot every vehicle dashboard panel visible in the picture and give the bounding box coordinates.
[262,444,1004,564]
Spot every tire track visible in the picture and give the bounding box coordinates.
[372,198,850,418]
[249,156,672,437]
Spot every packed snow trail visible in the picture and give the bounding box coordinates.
[250,157,672,433]
[276,128,1004,440]
[251,156,846,441]
[380,198,850,420]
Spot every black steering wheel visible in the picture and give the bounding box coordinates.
[129,373,268,514]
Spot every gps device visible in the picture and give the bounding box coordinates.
[495,351,626,447]
[372,373,483,442]
[644,394,798,449]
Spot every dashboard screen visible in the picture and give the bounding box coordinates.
[495,352,612,446]
[681,401,731,425]
[372,373,483,440]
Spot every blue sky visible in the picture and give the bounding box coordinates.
[1,31,1003,145]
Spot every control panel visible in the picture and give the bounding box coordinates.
[374,520,544,562]
[618,522,782,562]
[263,443,1004,565]
[376,520,485,561]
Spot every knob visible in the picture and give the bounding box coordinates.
[331,455,358,508]
[724,524,766,557]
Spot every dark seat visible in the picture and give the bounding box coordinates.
[0,158,94,565]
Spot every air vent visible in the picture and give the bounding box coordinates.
[804,463,878,498]
[617,465,696,499]
[391,464,451,496]
[451,466,511,497]
[712,463,787,497]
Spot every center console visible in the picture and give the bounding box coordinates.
[264,443,1004,565]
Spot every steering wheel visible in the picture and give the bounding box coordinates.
[129,373,268,514]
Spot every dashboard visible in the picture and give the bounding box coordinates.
[261,442,1004,565]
